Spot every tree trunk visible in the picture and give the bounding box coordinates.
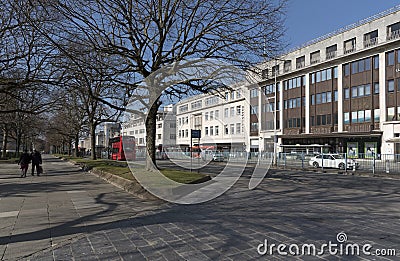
[90,124,97,160]
[145,101,159,171]
[74,133,79,157]
[1,127,8,159]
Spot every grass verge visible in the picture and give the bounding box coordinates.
[55,154,209,184]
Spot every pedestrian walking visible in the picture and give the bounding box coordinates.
[31,149,43,176]
[18,150,31,178]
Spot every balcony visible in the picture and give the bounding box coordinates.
[310,57,320,65]
[326,51,337,60]
[387,29,400,40]
[344,46,356,54]
[296,61,305,69]
[364,37,378,48]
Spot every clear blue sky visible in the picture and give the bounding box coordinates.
[284,0,400,50]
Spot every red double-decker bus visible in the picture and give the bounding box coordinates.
[109,136,136,161]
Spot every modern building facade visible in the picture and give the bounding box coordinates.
[175,87,249,153]
[250,6,400,156]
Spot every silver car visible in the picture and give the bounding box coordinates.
[309,154,359,170]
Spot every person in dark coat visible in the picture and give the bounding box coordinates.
[18,150,31,178]
[31,150,42,176]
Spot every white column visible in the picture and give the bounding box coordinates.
[379,52,386,128]
[337,65,343,132]
[258,86,264,151]
[279,80,284,135]
[305,73,310,133]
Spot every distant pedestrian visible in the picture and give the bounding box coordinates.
[31,150,42,176]
[18,150,31,178]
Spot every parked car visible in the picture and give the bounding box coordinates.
[201,150,225,162]
[212,152,225,162]
[309,154,359,170]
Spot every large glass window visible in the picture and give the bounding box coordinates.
[388,51,395,66]
[374,109,380,122]
[358,110,365,123]
[351,87,358,98]
[358,85,364,96]
[388,80,395,92]
[388,107,395,121]
[373,55,379,69]
[351,112,358,123]
[374,82,379,94]
[344,112,350,124]
[344,64,350,76]
[327,92,332,103]
[344,88,350,99]
[365,110,371,122]
[365,84,371,96]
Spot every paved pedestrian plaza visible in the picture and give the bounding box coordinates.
[1,156,399,260]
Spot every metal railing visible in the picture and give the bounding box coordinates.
[326,51,337,60]
[156,152,400,176]
[363,37,378,48]
[387,29,400,40]
[281,5,400,56]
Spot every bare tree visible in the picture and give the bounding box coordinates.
[33,0,286,168]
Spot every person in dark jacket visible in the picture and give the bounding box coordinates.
[31,150,42,176]
[18,150,31,178]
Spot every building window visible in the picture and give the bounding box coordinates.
[179,104,188,113]
[334,90,338,102]
[351,112,358,123]
[251,106,258,114]
[210,126,214,136]
[388,51,395,66]
[230,107,235,117]
[373,55,379,69]
[236,106,241,115]
[364,30,378,48]
[272,65,279,76]
[215,110,219,120]
[344,64,350,76]
[344,38,356,53]
[204,112,209,121]
[365,110,371,122]
[224,125,228,134]
[374,82,379,94]
[351,86,358,98]
[215,126,219,136]
[387,107,395,121]
[185,129,188,137]
[210,111,214,120]
[191,100,202,110]
[236,90,242,99]
[157,134,162,140]
[343,112,350,124]
[230,92,235,100]
[250,88,258,98]
[230,124,235,134]
[224,108,229,118]
[310,51,320,64]
[387,22,400,40]
[326,44,337,59]
[374,109,380,122]
[205,127,209,136]
[250,122,258,132]
[284,60,292,72]
[296,56,305,69]
[236,123,241,134]
[358,110,365,123]
[388,80,395,92]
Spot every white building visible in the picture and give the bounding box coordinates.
[122,105,177,157]
[175,87,249,152]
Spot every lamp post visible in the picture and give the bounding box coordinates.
[273,59,277,166]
